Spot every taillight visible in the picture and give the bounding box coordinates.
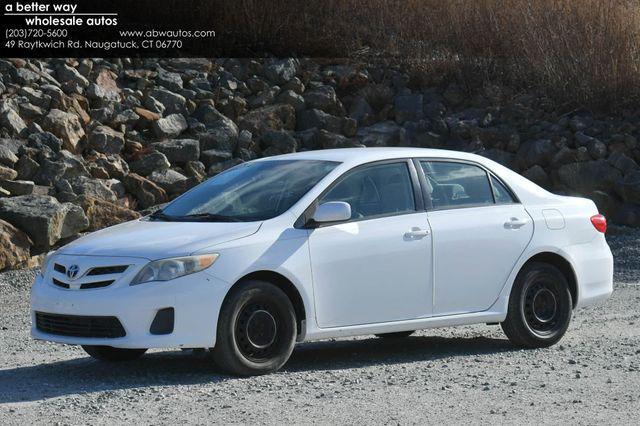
[590,214,607,233]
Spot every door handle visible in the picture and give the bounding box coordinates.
[404,227,430,239]
[504,217,528,229]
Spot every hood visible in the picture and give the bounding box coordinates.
[58,219,262,260]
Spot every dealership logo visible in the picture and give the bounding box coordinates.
[66,265,80,280]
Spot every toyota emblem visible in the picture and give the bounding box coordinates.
[66,265,80,280]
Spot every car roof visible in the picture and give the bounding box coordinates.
[257,147,563,206]
[256,147,487,166]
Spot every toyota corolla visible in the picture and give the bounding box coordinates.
[31,148,613,375]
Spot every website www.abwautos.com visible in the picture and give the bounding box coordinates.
[119,29,216,38]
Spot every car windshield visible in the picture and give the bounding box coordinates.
[154,160,339,222]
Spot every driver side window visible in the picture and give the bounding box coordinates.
[319,162,416,220]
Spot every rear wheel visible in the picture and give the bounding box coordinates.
[501,262,572,348]
[212,280,297,376]
[82,345,147,362]
[375,331,415,339]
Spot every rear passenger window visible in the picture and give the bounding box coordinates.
[420,161,494,209]
[491,175,516,204]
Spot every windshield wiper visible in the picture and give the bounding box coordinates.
[149,210,248,223]
[149,209,174,221]
[179,213,242,222]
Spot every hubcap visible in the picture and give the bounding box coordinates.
[532,288,557,323]
[246,310,277,348]
[523,279,563,336]
[235,303,280,362]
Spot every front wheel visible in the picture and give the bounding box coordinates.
[82,345,147,362]
[212,280,297,376]
[501,262,572,348]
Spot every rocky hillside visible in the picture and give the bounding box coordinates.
[1,57,640,270]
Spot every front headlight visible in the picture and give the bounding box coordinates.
[130,254,219,286]
[40,250,56,277]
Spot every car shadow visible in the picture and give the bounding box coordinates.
[283,335,513,372]
[0,335,514,404]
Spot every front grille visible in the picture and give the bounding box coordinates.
[51,277,115,290]
[52,278,70,289]
[87,265,129,276]
[35,312,126,338]
[80,280,114,290]
[50,262,131,290]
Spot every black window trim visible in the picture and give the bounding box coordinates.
[296,158,425,229]
[412,157,521,212]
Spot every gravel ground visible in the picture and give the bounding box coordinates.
[1,231,639,425]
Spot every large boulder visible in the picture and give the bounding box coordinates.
[315,129,361,149]
[557,160,622,194]
[157,69,184,92]
[194,105,239,152]
[95,155,129,180]
[151,139,199,164]
[0,144,19,167]
[238,104,295,137]
[515,139,557,170]
[303,86,344,115]
[522,165,551,188]
[152,113,187,138]
[32,158,66,186]
[608,152,639,175]
[14,155,39,180]
[276,90,305,111]
[612,203,640,227]
[200,149,233,167]
[76,195,140,232]
[87,69,121,103]
[0,219,32,271]
[263,58,298,84]
[0,108,26,135]
[297,109,344,134]
[148,88,186,115]
[1,179,34,196]
[260,130,297,155]
[87,125,125,154]
[129,151,171,176]
[123,173,168,209]
[28,132,62,153]
[0,195,89,251]
[394,94,423,124]
[0,165,18,181]
[617,170,640,204]
[58,150,90,178]
[356,121,405,147]
[148,169,188,196]
[18,86,51,109]
[67,176,118,203]
[56,64,90,89]
[42,109,85,153]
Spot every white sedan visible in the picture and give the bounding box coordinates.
[31,148,613,375]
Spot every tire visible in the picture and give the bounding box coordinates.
[212,280,297,376]
[82,345,147,362]
[375,331,415,339]
[501,262,573,348]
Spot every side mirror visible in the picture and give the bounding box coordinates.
[311,202,352,224]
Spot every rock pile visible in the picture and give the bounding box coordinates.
[1,57,640,269]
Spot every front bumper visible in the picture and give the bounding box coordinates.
[30,269,231,349]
